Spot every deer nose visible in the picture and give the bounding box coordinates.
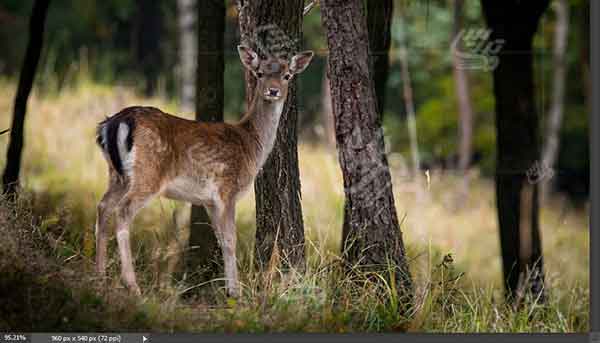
[268,88,280,97]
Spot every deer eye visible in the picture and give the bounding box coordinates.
[283,73,292,81]
[256,71,264,78]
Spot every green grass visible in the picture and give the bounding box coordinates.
[0,79,589,332]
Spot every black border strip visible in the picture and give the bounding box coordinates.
[148,333,588,343]
[590,0,600,335]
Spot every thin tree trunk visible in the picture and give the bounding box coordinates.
[320,69,335,147]
[366,0,393,116]
[321,0,413,311]
[397,13,421,197]
[187,0,225,283]
[2,0,50,194]
[580,1,590,114]
[238,0,306,270]
[452,0,474,199]
[541,0,569,202]
[481,0,550,304]
[178,0,197,113]
[134,0,162,96]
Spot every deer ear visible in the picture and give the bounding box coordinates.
[238,45,259,71]
[290,51,314,75]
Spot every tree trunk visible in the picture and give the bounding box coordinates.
[178,0,197,113]
[186,0,226,283]
[320,68,335,147]
[321,0,413,309]
[540,0,569,202]
[238,0,306,270]
[452,0,474,199]
[397,12,422,197]
[481,0,550,304]
[580,1,590,114]
[134,0,162,96]
[366,0,393,116]
[2,0,50,195]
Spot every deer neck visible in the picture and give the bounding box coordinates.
[238,89,287,171]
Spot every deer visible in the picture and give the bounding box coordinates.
[94,45,313,297]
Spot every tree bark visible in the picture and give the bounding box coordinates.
[186,0,226,282]
[366,0,393,116]
[238,0,306,270]
[452,0,474,199]
[481,0,550,303]
[541,0,569,202]
[178,0,197,113]
[321,0,413,309]
[134,0,162,96]
[2,0,50,195]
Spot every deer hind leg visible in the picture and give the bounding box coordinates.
[114,190,156,296]
[211,201,239,297]
[95,171,127,276]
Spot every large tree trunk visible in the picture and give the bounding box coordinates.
[134,0,162,96]
[2,0,50,194]
[238,0,306,270]
[321,0,413,309]
[481,0,550,304]
[366,0,393,116]
[186,0,226,283]
[178,0,197,113]
[540,0,569,202]
[452,0,474,199]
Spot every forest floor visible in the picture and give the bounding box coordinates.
[0,79,589,332]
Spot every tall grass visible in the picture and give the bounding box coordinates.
[0,77,589,332]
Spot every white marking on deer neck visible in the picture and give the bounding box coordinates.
[253,98,286,170]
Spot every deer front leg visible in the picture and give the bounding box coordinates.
[213,202,239,297]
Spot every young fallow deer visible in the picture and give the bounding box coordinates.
[94,46,313,297]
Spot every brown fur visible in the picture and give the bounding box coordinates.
[94,46,313,296]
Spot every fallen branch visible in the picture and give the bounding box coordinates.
[0,129,9,136]
[303,0,319,16]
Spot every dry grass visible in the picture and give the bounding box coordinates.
[0,78,589,332]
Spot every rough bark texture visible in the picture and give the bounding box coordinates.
[366,0,393,116]
[321,0,413,307]
[2,0,50,194]
[540,0,569,202]
[178,0,197,113]
[238,0,306,270]
[187,0,226,281]
[481,0,550,303]
[134,0,162,96]
[452,0,474,197]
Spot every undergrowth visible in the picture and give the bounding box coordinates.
[0,79,589,332]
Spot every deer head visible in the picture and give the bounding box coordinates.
[237,45,314,102]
